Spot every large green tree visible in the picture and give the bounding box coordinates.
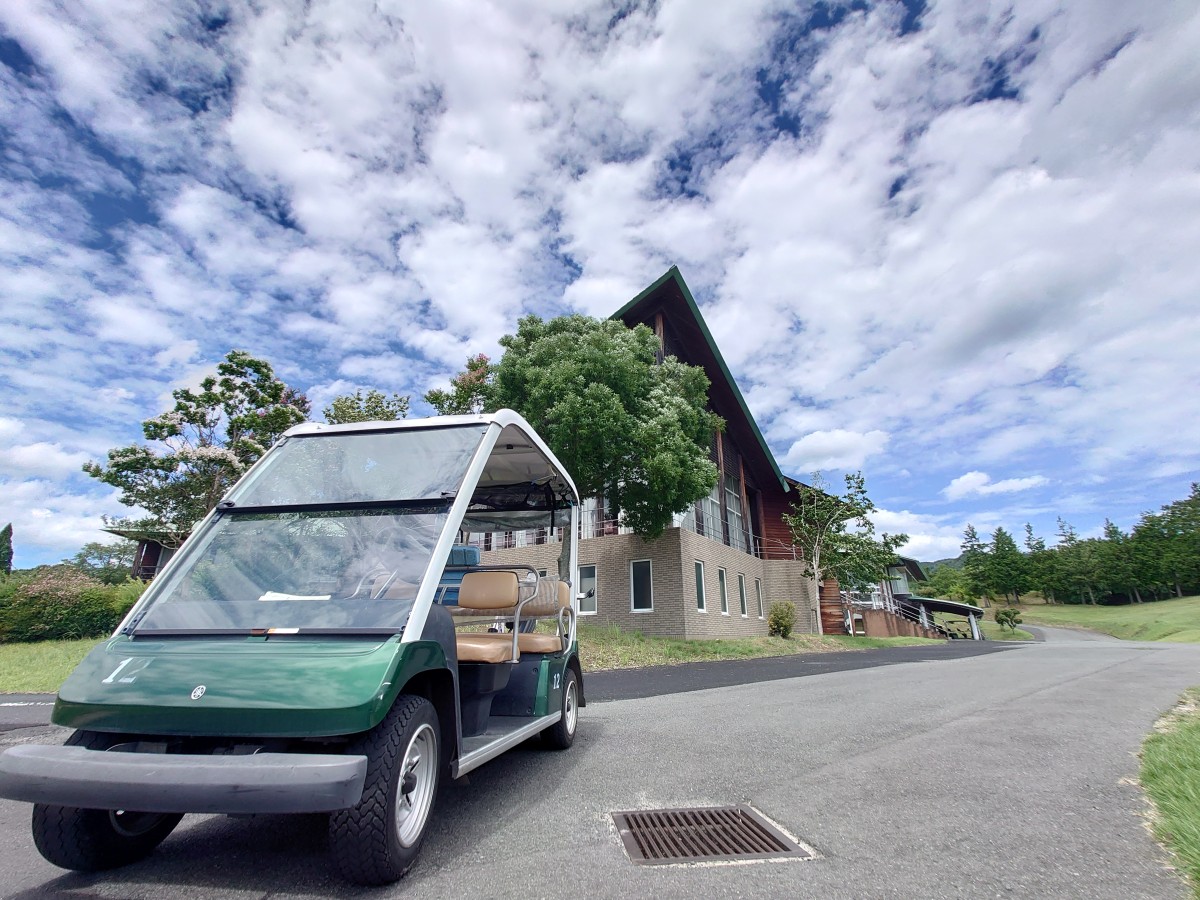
[960,524,990,605]
[65,539,138,585]
[1097,519,1141,602]
[83,351,309,543]
[1023,523,1058,603]
[1052,517,1101,604]
[427,315,723,539]
[324,389,409,424]
[782,471,908,590]
[919,562,969,602]
[987,526,1030,604]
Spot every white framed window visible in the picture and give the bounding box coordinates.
[695,560,706,612]
[718,567,729,615]
[631,559,653,612]
[738,573,748,616]
[579,564,597,615]
[755,578,764,618]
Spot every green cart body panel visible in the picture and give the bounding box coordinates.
[52,635,447,738]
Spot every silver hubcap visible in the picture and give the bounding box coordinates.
[395,723,436,847]
[109,810,164,838]
[564,679,577,736]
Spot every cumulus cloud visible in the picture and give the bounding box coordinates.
[0,0,1197,564]
[782,429,891,473]
[943,471,1050,502]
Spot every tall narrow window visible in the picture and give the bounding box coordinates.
[738,574,748,616]
[631,559,653,612]
[702,482,722,543]
[718,568,729,615]
[579,564,597,615]
[695,561,706,612]
[755,578,764,618]
[725,472,746,552]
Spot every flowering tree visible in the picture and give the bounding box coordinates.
[323,389,409,424]
[83,351,309,544]
[424,353,494,415]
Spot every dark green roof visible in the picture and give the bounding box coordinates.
[612,266,789,492]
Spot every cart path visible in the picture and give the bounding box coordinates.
[584,640,1021,702]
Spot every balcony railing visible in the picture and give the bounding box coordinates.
[466,508,807,562]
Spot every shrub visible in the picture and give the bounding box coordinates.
[0,567,145,643]
[995,608,1023,632]
[768,600,796,639]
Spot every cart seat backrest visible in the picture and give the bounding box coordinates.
[457,571,520,610]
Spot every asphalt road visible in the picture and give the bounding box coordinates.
[1,629,1196,898]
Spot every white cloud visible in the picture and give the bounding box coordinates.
[782,429,890,474]
[870,507,965,562]
[943,471,1050,502]
[0,441,91,478]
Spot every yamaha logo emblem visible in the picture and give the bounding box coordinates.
[190,685,206,700]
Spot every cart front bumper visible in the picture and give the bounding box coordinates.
[0,745,367,814]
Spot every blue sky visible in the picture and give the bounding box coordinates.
[1,0,1198,567]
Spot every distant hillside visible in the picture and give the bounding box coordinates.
[923,555,964,573]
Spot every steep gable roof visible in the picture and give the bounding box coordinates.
[612,266,788,493]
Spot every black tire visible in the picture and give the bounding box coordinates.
[329,694,440,886]
[541,666,578,750]
[31,731,183,872]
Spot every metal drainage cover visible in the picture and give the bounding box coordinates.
[612,806,812,866]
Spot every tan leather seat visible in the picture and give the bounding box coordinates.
[456,571,522,662]
[462,631,563,655]
[456,633,519,663]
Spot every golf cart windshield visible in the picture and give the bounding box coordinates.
[130,507,449,634]
[129,425,488,635]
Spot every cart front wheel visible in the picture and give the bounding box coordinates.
[329,694,440,885]
[30,730,182,871]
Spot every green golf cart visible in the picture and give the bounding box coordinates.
[0,410,584,885]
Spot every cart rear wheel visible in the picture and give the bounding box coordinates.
[541,667,578,750]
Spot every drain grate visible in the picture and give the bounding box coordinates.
[611,805,811,865]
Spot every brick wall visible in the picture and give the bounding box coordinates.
[678,529,768,638]
[577,530,688,638]
[763,559,821,635]
[477,526,822,638]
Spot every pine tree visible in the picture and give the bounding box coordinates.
[0,522,12,576]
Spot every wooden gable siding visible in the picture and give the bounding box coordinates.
[615,278,782,496]
[758,491,797,560]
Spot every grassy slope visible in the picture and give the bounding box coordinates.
[1017,595,1200,643]
[977,620,1035,641]
[1142,689,1200,898]
[577,624,939,672]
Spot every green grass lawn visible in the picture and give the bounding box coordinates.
[1016,595,1200,643]
[0,637,103,693]
[1142,689,1200,897]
